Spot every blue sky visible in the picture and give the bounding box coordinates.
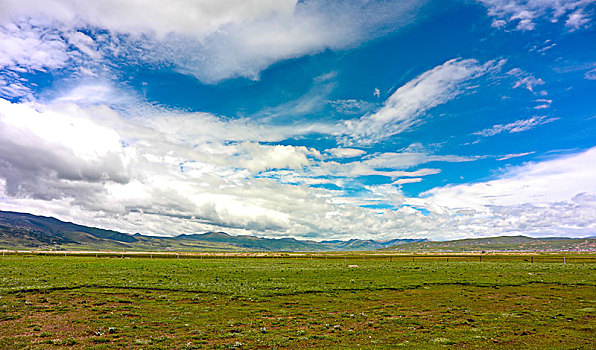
[0,0,595,240]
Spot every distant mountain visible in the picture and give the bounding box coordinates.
[0,210,424,252]
[0,210,138,245]
[380,235,596,252]
[7,210,589,253]
[171,232,426,251]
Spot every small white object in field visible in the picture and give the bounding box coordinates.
[348,264,359,268]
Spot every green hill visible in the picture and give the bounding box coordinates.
[381,235,596,252]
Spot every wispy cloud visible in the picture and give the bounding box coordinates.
[329,99,378,116]
[363,150,479,169]
[474,116,558,137]
[392,178,423,185]
[497,151,535,161]
[507,68,546,93]
[341,58,505,145]
[585,67,596,80]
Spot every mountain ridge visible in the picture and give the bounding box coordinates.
[0,210,425,252]
[1,210,593,252]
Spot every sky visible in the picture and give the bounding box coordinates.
[0,0,595,241]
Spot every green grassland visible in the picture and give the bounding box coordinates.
[0,255,595,349]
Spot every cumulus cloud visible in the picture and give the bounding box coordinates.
[0,91,440,239]
[0,0,427,83]
[473,116,558,137]
[0,82,490,240]
[342,58,505,144]
[478,0,594,31]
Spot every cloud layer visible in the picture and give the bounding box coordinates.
[2,86,595,240]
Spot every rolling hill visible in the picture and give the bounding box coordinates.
[381,235,596,252]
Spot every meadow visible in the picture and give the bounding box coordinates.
[0,254,594,349]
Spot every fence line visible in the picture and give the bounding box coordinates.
[0,250,595,263]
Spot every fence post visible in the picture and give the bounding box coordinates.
[563,256,566,264]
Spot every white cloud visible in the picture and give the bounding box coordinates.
[497,151,535,161]
[2,92,595,240]
[0,73,32,99]
[420,147,596,219]
[255,73,336,120]
[474,115,558,137]
[0,20,69,71]
[326,147,366,159]
[566,9,591,29]
[342,58,504,144]
[513,76,545,92]
[507,68,546,92]
[585,67,596,80]
[0,93,436,239]
[0,0,427,83]
[534,98,552,109]
[392,147,596,238]
[478,0,594,31]
[363,151,477,170]
[304,160,442,180]
[232,143,315,172]
[392,178,423,185]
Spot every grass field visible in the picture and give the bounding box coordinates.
[0,255,595,349]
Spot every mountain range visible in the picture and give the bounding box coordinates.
[0,210,425,252]
[1,210,593,252]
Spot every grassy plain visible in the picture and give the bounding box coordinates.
[0,255,595,349]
